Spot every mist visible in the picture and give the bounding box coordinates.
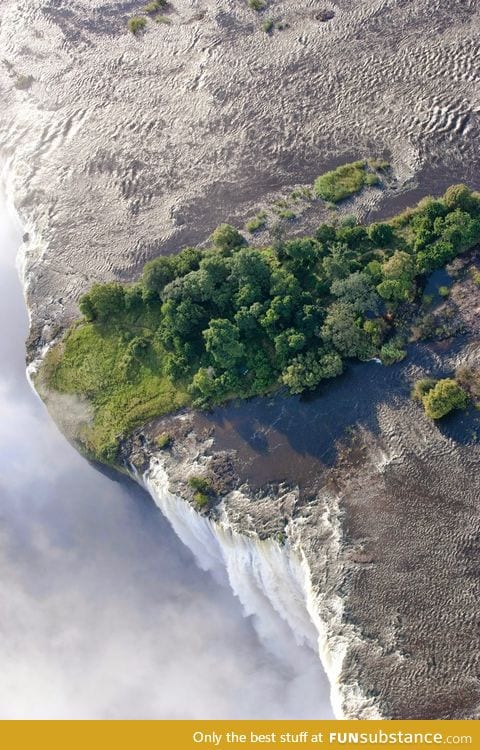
[0,200,333,719]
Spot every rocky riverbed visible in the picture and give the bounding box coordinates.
[1,0,480,720]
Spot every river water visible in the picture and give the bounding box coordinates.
[0,199,332,718]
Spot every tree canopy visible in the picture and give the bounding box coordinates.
[45,184,480,461]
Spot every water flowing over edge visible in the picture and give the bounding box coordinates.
[141,457,383,720]
[1,159,383,720]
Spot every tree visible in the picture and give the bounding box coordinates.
[79,293,96,322]
[315,223,337,244]
[377,250,416,302]
[330,271,380,314]
[281,349,343,394]
[245,349,276,392]
[142,256,174,297]
[210,223,246,253]
[415,240,455,274]
[203,319,244,368]
[417,197,447,222]
[443,184,478,214]
[171,246,203,276]
[368,222,393,247]
[280,238,319,275]
[364,318,386,346]
[421,378,468,419]
[124,284,143,313]
[274,328,306,367]
[379,341,406,365]
[322,243,352,282]
[189,367,221,405]
[80,283,125,323]
[321,302,373,358]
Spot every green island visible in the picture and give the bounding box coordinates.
[40,181,480,463]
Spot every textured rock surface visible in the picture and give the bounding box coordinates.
[1,0,480,350]
[126,334,480,719]
[2,0,480,719]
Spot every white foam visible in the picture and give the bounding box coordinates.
[142,456,384,719]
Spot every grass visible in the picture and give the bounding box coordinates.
[313,160,384,203]
[155,15,172,23]
[42,321,189,463]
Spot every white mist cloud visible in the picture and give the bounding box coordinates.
[0,204,332,719]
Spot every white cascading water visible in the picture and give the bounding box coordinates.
[143,457,343,714]
[143,457,385,719]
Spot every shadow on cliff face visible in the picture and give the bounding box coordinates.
[0,205,332,718]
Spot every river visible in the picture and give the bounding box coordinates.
[0,198,332,718]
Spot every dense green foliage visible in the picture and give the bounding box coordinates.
[414,378,469,419]
[44,183,480,462]
[313,160,381,203]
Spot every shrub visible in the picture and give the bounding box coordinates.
[245,212,267,233]
[380,342,406,365]
[210,223,246,252]
[456,366,480,400]
[156,15,172,23]
[368,158,390,171]
[365,173,380,187]
[155,433,172,449]
[193,492,209,508]
[470,269,480,286]
[278,208,296,221]
[128,16,147,34]
[188,476,212,493]
[144,0,167,10]
[248,0,266,9]
[438,285,450,297]
[314,161,367,203]
[421,378,468,419]
[411,378,437,402]
[262,19,274,32]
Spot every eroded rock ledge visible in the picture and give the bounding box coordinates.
[120,336,480,719]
